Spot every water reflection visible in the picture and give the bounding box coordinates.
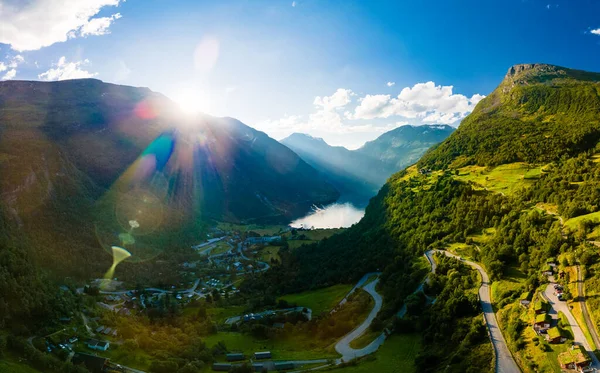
[290,203,365,229]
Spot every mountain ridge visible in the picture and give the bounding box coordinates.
[281,124,454,203]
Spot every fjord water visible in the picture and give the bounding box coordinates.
[290,202,365,228]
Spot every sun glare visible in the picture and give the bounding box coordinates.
[171,89,212,115]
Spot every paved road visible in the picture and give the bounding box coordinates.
[543,280,600,369]
[577,265,600,349]
[334,278,385,361]
[427,250,521,373]
[333,272,380,312]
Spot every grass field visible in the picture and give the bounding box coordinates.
[0,354,41,373]
[564,211,600,231]
[446,242,479,262]
[210,241,233,255]
[565,266,597,349]
[258,246,281,263]
[334,334,421,373]
[206,305,247,323]
[287,240,315,249]
[203,332,339,361]
[491,266,527,304]
[454,162,543,196]
[217,222,286,235]
[348,330,381,349]
[279,284,353,316]
[468,227,496,245]
[94,345,153,371]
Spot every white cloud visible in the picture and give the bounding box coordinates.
[313,88,354,110]
[0,55,25,79]
[38,56,97,81]
[292,1,296,7]
[0,0,123,51]
[386,81,395,87]
[591,28,600,36]
[256,82,483,146]
[8,55,24,68]
[2,69,17,80]
[349,81,485,124]
[80,13,122,37]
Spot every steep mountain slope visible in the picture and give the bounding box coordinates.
[281,133,390,202]
[0,79,338,277]
[254,63,600,373]
[420,63,600,169]
[281,125,453,203]
[357,124,454,169]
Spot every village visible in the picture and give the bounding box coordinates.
[519,258,594,373]
[30,225,338,373]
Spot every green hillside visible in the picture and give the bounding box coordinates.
[252,63,600,372]
[420,64,600,169]
[0,79,339,279]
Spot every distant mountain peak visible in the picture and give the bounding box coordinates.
[284,132,327,143]
[502,63,600,88]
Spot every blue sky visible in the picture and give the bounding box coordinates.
[1,0,599,148]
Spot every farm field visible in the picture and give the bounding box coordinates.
[278,284,353,316]
[203,332,339,361]
[454,162,543,196]
[334,334,421,373]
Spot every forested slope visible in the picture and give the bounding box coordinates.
[250,63,600,372]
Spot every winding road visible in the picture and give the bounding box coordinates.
[334,278,385,361]
[426,250,521,373]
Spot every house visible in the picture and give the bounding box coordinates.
[558,345,592,371]
[254,351,272,360]
[543,265,554,276]
[86,339,110,351]
[274,362,295,370]
[95,326,105,333]
[547,257,557,266]
[519,292,532,307]
[103,327,112,335]
[212,363,232,371]
[252,363,264,372]
[547,327,566,343]
[534,299,549,314]
[226,353,245,362]
[533,313,551,331]
[72,353,109,373]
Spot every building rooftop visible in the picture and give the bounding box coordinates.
[558,345,591,365]
[547,326,562,340]
[535,313,550,324]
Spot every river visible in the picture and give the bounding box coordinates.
[290,203,365,229]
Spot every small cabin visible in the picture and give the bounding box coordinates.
[558,345,592,370]
[212,363,232,371]
[547,327,566,344]
[226,353,245,362]
[254,351,272,360]
[274,362,295,371]
[534,299,549,315]
[533,313,551,331]
[519,291,532,307]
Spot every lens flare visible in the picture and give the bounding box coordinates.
[103,246,132,281]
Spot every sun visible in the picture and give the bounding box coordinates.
[171,88,212,115]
